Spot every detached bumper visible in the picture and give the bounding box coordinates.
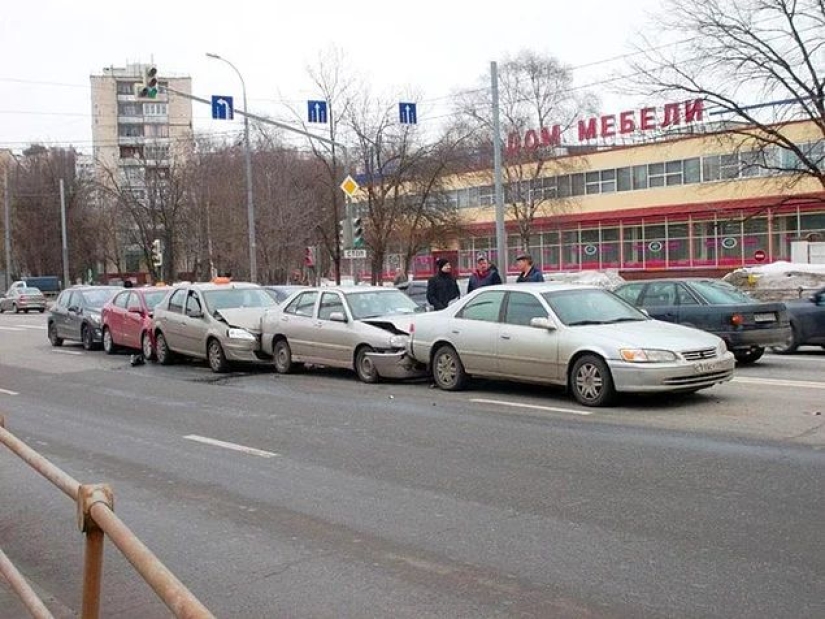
[608,352,736,393]
[366,350,428,380]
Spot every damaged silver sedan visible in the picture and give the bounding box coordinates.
[260,286,427,383]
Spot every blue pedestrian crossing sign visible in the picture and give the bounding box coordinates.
[211,95,234,120]
[399,102,417,124]
[308,100,328,124]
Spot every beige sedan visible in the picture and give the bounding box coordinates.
[260,286,426,382]
[151,281,276,372]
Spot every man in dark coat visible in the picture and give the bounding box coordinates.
[515,253,545,283]
[467,253,502,293]
[426,258,460,310]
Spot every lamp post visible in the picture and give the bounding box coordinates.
[206,52,257,282]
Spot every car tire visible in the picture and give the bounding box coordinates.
[733,347,764,364]
[570,354,616,407]
[48,322,63,347]
[207,338,229,373]
[155,332,174,365]
[141,332,155,361]
[38,308,45,313]
[102,327,118,355]
[273,339,294,374]
[432,344,467,391]
[355,346,379,384]
[81,324,95,351]
[770,324,799,355]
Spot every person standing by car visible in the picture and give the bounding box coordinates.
[467,253,502,293]
[426,258,460,310]
[515,253,544,283]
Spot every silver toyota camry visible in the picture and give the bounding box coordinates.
[260,286,426,382]
[407,283,735,407]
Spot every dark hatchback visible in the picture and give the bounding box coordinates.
[613,278,790,364]
[770,286,825,353]
[48,286,122,350]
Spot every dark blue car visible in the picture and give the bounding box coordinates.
[770,286,825,353]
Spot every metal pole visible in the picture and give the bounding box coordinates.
[491,61,508,278]
[81,528,104,619]
[60,179,69,289]
[206,54,256,283]
[4,166,10,290]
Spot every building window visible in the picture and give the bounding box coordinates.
[600,169,616,193]
[632,165,647,189]
[702,155,720,182]
[557,175,571,198]
[118,103,140,116]
[479,185,495,206]
[617,167,632,192]
[116,81,134,95]
[145,124,169,138]
[720,153,740,179]
[571,173,585,196]
[683,158,701,184]
[143,103,168,116]
[648,162,665,188]
[118,125,143,137]
[585,171,600,195]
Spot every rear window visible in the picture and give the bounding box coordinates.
[20,287,43,295]
[689,281,754,304]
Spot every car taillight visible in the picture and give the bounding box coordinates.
[730,313,744,326]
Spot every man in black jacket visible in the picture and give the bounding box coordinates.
[426,258,460,310]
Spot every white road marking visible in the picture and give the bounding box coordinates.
[183,434,280,458]
[0,388,19,396]
[0,326,25,331]
[470,398,592,416]
[732,376,825,390]
[17,325,47,330]
[51,349,83,356]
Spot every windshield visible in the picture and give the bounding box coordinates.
[81,289,119,309]
[202,287,277,311]
[345,289,422,319]
[19,287,43,295]
[542,288,648,326]
[689,280,754,304]
[142,290,168,309]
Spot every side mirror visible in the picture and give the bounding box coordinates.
[530,317,556,330]
[329,311,347,323]
[68,305,79,313]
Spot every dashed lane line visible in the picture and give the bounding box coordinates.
[732,376,825,390]
[0,388,19,396]
[183,434,280,458]
[469,398,593,416]
[50,349,83,356]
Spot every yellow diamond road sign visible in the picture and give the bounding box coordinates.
[340,175,359,197]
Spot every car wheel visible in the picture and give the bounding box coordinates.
[38,308,45,313]
[102,327,117,355]
[570,354,616,407]
[355,346,379,384]
[48,322,63,347]
[155,332,174,365]
[207,338,229,373]
[769,324,799,355]
[141,332,155,361]
[273,339,294,374]
[81,324,95,351]
[432,344,467,391]
[733,347,764,365]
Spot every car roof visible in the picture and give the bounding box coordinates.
[175,281,260,292]
[617,278,717,285]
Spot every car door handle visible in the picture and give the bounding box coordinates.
[500,334,511,340]
[451,329,460,334]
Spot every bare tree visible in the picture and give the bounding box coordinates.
[455,50,599,252]
[630,0,824,188]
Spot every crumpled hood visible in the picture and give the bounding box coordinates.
[215,308,267,333]
[362,314,415,335]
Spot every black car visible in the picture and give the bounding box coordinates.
[613,278,790,364]
[395,280,430,310]
[48,286,122,350]
[770,286,825,353]
[263,285,307,304]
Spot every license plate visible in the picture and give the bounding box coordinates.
[753,312,776,322]
[695,361,720,373]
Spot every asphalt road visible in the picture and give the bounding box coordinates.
[1,311,823,618]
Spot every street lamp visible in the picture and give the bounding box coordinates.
[206,52,257,282]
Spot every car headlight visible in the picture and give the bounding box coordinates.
[227,328,256,341]
[88,312,102,325]
[388,334,409,349]
[717,340,728,356]
[619,348,677,363]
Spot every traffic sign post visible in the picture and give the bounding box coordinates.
[344,249,367,259]
[754,249,767,262]
[399,102,417,124]
[211,95,234,120]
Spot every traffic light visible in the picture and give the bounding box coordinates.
[339,218,352,249]
[352,217,364,248]
[135,65,159,99]
[150,239,163,267]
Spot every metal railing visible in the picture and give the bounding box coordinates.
[0,415,215,618]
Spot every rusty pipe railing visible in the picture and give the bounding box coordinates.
[0,415,214,618]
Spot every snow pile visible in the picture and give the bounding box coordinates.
[542,269,626,288]
[723,261,825,301]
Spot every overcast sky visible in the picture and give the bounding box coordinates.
[1,0,666,153]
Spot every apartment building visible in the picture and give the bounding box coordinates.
[90,62,193,274]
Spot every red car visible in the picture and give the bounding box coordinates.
[101,287,169,359]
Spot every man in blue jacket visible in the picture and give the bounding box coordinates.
[515,253,544,283]
[467,253,502,293]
